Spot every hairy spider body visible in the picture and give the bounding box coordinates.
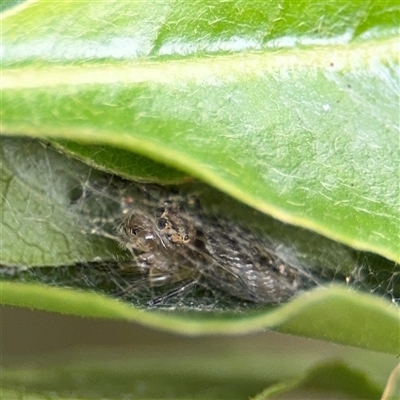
[116,194,305,304]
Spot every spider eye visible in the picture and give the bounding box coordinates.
[155,207,165,218]
[129,227,139,235]
[157,218,168,230]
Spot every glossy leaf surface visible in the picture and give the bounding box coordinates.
[2,0,399,262]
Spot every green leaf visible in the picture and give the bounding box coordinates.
[0,0,25,13]
[254,361,383,400]
[0,137,123,266]
[1,0,399,262]
[51,139,188,184]
[1,281,399,355]
[1,341,394,399]
[381,364,400,400]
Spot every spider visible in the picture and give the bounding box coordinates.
[114,194,307,305]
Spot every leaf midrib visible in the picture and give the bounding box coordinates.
[2,37,398,89]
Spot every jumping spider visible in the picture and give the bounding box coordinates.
[117,198,199,288]
[115,194,307,304]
